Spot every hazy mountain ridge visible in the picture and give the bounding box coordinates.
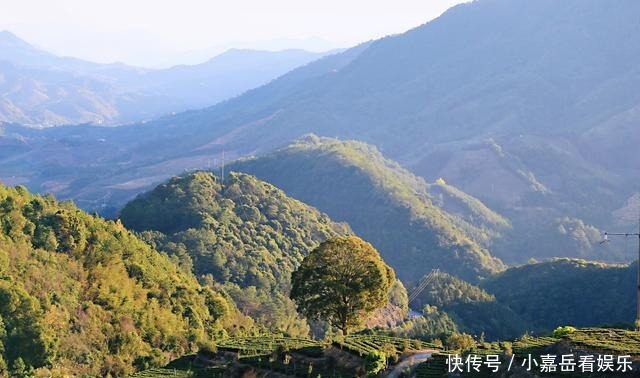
[0,31,330,126]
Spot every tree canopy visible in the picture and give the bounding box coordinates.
[481,258,636,331]
[230,136,506,283]
[290,236,395,335]
[121,171,351,336]
[0,184,231,376]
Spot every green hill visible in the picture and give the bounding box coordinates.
[120,171,352,336]
[481,258,636,332]
[229,136,505,283]
[425,179,511,248]
[408,271,530,340]
[0,184,231,377]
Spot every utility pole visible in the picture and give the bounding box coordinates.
[603,212,640,330]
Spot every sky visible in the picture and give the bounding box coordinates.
[0,0,469,67]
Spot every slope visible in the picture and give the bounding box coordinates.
[481,258,636,332]
[229,136,506,283]
[0,184,232,376]
[120,171,352,335]
[407,271,530,340]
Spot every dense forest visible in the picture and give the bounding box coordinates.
[406,271,530,340]
[230,136,506,283]
[0,184,233,377]
[482,258,636,331]
[120,171,355,336]
[399,261,637,340]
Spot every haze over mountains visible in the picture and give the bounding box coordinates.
[1,0,639,265]
[0,30,330,126]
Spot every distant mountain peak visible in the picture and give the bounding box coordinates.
[0,30,34,49]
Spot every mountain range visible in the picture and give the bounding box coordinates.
[1,0,639,265]
[0,30,330,126]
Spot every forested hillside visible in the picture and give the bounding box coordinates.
[395,261,637,340]
[120,171,352,336]
[0,184,232,377]
[408,271,529,340]
[230,136,505,283]
[482,258,636,331]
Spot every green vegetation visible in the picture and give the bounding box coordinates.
[414,353,447,378]
[129,356,227,378]
[426,180,511,248]
[481,258,636,332]
[217,336,322,358]
[230,136,505,283]
[445,333,475,352]
[409,271,530,340]
[552,325,577,338]
[513,328,640,357]
[0,184,231,376]
[390,307,458,341]
[364,351,386,375]
[132,334,434,378]
[335,334,430,356]
[121,171,350,336]
[291,236,395,335]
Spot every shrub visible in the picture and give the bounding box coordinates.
[552,326,577,338]
[364,351,386,376]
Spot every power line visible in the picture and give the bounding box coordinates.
[602,212,640,330]
[408,269,440,304]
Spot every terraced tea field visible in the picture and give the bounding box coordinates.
[131,334,441,377]
[217,335,324,358]
[129,366,226,378]
[568,328,640,356]
[336,334,435,356]
[512,328,640,357]
[414,353,447,378]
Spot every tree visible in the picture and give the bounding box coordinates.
[290,236,395,335]
[446,332,475,352]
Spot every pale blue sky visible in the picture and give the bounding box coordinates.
[0,0,469,67]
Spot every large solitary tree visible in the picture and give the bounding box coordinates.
[290,236,395,335]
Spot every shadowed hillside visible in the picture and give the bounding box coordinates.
[229,136,506,283]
